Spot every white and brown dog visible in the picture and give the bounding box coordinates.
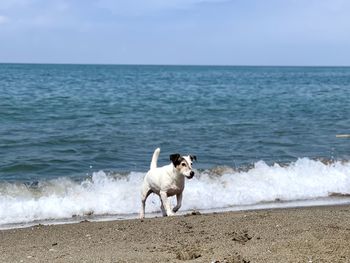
[140,148,196,219]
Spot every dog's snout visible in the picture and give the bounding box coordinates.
[187,171,195,179]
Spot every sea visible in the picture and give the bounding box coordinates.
[1,63,350,229]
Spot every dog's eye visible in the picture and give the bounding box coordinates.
[181,163,186,167]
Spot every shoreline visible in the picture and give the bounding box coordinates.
[1,205,350,262]
[2,196,350,231]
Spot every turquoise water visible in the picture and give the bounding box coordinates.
[1,64,350,182]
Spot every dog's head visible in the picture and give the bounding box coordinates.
[170,153,197,179]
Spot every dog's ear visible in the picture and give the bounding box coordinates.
[190,155,197,161]
[170,154,181,166]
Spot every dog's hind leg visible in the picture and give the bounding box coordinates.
[140,187,152,219]
[172,193,182,213]
[160,202,167,217]
[159,191,174,216]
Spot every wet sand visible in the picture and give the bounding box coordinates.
[1,205,350,263]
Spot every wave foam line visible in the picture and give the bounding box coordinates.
[1,158,350,226]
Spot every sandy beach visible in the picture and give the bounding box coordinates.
[1,205,350,263]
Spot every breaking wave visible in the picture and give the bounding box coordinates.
[1,158,350,227]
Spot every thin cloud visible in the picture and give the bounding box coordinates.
[0,0,75,29]
[95,0,229,16]
[0,0,34,10]
[0,15,9,24]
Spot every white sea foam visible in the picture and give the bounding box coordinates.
[1,158,350,227]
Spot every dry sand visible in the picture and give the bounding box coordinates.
[1,205,350,263]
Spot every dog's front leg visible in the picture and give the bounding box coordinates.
[159,191,174,216]
[172,193,182,213]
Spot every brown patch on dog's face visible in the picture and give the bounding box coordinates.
[190,155,197,162]
[170,154,181,166]
[170,154,195,179]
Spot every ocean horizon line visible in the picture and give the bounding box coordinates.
[1,62,350,68]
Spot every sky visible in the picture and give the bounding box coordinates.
[0,0,350,65]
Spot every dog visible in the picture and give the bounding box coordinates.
[140,148,196,219]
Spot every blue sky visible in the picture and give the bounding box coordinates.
[0,0,349,65]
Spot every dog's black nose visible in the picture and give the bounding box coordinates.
[190,171,194,177]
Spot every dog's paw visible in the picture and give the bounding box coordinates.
[167,211,175,217]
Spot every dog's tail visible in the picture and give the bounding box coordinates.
[150,148,160,170]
